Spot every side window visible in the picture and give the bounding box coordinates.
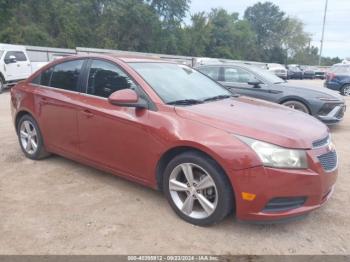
[198,67,220,81]
[5,51,27,62]
[50,60,84,92]
[87,60,136,98]
[32,67,54,86]
[224,67,256,83]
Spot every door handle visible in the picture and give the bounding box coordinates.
[40,97,49,105]
[82,110,94,118]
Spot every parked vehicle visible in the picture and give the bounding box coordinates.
[325,64,350,96]
[11,55,338,226]
[287,65,303,79]
[314,67,326,80]
[267,63,288,79]
[197,63,346,125]
[0,44,47,93]
[300,66,316,79]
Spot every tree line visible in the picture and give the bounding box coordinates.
[0,0,341,66]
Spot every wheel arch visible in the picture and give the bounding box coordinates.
[155,146,235,197]
[278,96,312,114]
[15,110,36,132]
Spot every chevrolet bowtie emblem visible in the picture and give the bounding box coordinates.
[328,142,336,152]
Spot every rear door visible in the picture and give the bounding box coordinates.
[4,51,31,80]
[220,66,277,102]
[32,59,86,156]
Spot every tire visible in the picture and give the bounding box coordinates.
[163,151,234,226]
[17,114,50,160]
[0,77,4,94]
[282,100,310,114]
[341,84,350,96]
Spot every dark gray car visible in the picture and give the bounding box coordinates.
[196,64,346,125]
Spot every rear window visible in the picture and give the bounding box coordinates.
[50,60,84,91]
[333,65,350,74]
[31,59,84,92]
[198,66,220,81]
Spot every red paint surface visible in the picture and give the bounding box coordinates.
[11,55,337,221]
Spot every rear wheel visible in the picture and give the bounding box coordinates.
[341,84,350,96]
[17,115,50,160]
[0,77,4,94]
[282,100,310,114]
[163,151,234,226]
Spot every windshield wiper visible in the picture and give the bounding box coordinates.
[167,99,204,106]
[203,94,237,102]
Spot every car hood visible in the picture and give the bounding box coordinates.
[175,97,328,149]
[279,83,345,102]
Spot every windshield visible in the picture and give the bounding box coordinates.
[289,66,301,72]
[248,66,285,84]
[129,63,231,104]
[0,50,4,59]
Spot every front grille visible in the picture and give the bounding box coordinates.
[263,197,306,212]
[318,151,337,172]
[312,135,330,148]
[336,106,345,119]
[318,103,340,116]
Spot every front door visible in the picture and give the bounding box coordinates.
[77,59,155,180]
[220,66,279,102]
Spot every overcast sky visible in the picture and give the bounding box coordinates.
[188,0,349,59]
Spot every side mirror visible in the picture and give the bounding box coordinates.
[248,81,261,88]
[5,55,17,64]
[108,89,148,109]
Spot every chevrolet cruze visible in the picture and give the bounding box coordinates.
[11,55,338,226]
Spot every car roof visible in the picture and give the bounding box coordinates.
[0,43,26,51]
[64,53,170,63]
[196,63,255,70]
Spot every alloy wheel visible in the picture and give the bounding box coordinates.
[283,101,309,114]
[168,163,218,219]
[20,120,39,155]
[343,86,350,96]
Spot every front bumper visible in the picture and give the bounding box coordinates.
[317,104,346,124]
[231,146,338,222]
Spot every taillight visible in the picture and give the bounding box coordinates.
[326,72,336,81]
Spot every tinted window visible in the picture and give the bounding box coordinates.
[32,67,54,86]
[87,60,135,98]
[129,63,230,103]
[50,60,84,91]
[198,67,220,81]
[248,66,284,84]
[224,67,256,83]
[5,51,27,61]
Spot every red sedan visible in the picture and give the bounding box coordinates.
[10,55,338,226]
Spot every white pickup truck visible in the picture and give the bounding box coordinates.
[0,44,47,93]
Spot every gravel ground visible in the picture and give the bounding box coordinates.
[0,80,349,255]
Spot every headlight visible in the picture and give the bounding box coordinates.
[317,97,340,102]
[236,135,308,169]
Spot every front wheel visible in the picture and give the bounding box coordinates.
[282,100,310,114]
[341,84,350,96]
[163,151,234,226]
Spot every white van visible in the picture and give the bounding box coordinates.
[0,44,47,93]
